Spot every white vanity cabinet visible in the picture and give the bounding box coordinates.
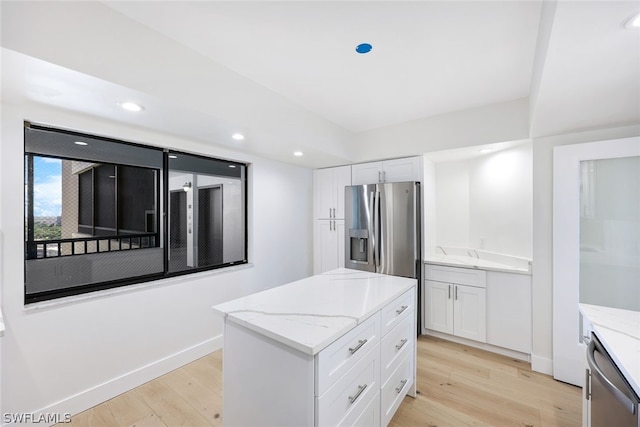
[424,264,487,343]
[214,271,417,427]
[351,157,422,185]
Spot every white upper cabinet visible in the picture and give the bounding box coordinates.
[351,157,422,185]
[313,165,351,220]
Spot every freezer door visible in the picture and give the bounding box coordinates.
[377,182,419,278]
[345,184,376,272]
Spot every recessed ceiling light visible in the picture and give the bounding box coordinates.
[624,12,640,28]
[293,151,304,157]
[74,141,88,146]
[355,43,373,54]
[232,133,245,141]
[119,101,144,112]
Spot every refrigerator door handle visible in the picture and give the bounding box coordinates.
[374,190,381,269]
[369,191,377,268]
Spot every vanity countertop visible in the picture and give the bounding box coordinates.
[212,268,416,355]
[580,303,640,397]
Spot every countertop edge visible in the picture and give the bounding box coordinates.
[424,259,531,275]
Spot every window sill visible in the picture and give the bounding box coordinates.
[24,263,255,313]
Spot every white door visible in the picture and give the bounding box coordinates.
[424,280,453,334]
[453,285,486,342]
[351,162,383,185]
[314,168,334,220]
[314,220,338,274]
[333,166,351,219]
[553,136,640,386]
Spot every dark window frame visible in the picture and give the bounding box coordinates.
[24,122,248,304]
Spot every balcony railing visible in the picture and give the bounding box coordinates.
[26,233,159,260]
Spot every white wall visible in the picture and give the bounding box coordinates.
[351,98,529,163]
[434,143,532,258]
[531,124,640,374]
[0,103,313,420]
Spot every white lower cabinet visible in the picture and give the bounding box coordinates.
[485,271,531,353]
[424,263,533,355]
[223,288,416,427]
[317,289,416,427]
[316,342,380,427]
[424,264,487,343]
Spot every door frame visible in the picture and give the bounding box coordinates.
[552,136,640,386]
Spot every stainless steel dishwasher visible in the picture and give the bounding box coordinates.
[586,333,639,426]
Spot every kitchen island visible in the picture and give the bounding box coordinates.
[212,268,417,427]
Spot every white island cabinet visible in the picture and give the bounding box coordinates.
[212,269,417,427]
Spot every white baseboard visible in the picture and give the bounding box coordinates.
[531,353,553,376]
[422,330,530,362]
[2,335,223,427]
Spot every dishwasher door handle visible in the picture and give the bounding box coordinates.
[587,338,637,415]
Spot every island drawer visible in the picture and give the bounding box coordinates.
[381,314,414,382]
[316,342,380,427]
[381,354,412,427]
[316,312,381,396]
[381,289,415,336]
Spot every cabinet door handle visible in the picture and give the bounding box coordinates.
[378,170,382,183]
[332,208,336,218]
[395,338,408,350]
[455,285,458,300]
[348,384,367,404]
[396,305,408,315]
[348,339,367,355]
[395,379,408,394]
[329,208,332,219]
[448,285,451,299]
[383,170,386,182]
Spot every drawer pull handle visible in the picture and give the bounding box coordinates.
[396,305,408,315]
[348,384,368,404]
[395,379,408,394]
[348,339,367,355]
[395,338,408,350]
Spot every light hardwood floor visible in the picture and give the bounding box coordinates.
[59,335,581,427]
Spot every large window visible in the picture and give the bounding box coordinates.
[24,123,247,303]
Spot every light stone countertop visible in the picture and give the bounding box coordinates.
[212,268,416,355]
[424,248,532,275]
[580,303,640,397]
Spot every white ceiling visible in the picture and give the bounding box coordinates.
[1,1,639,168]
[102,1,541,133]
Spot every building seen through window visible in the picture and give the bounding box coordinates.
[24,123,247,303]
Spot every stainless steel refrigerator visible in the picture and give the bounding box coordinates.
[344,181,421,280]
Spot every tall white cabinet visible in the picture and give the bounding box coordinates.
[313,166,351,274]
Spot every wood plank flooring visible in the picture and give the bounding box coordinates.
[58,335,581,427]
